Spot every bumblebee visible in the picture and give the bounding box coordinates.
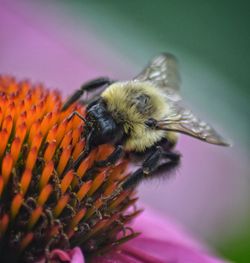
[62,53,229,190]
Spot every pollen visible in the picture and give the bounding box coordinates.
[61,170,74,194]
[28,206,43,230]
[11,194,23,220]
[0,75,139,263]
[20,169,32,195]
[76,180,92,201]
[11,137,22,164]
[39,160,54,189]
[19,232,34,252]
[88,171,106,196]
[44,140,57,162]
[53,194,70,217]
[2,154,13,185]
[37,184,53,206]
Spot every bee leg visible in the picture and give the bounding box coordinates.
[61,77,113,111]
[83,145,124,181]
[72,129,94,170]
[67,110,86,123]
[78,93,102,107]
[122,147,162,190]
[122,147,180,190]
[72,126,123,173]
[152,151,180,178]
[95,145,124,168]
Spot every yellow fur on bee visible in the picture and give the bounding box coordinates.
[101,81,178,151]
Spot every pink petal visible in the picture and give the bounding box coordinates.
[49,249,71,261]
[121,237,225,263]
[93,206,228,263]
[36,247,84,263]
[68,247,85,263]
[131,206,205,250]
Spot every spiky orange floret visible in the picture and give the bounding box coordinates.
[0,75,140,263]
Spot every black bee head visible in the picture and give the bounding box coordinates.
[85,98,124,146]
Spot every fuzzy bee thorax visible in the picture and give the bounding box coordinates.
[101,81,168,122]
[101,81,170,151]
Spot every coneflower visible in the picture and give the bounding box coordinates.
[0,75,140,263]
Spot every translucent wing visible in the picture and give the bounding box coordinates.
[137,53,229,146]
[134,53,181,102]
[153,103,230,146]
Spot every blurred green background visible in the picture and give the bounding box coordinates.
[66,0,250,145]
[1,0,249,262]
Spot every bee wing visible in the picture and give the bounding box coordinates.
[153,102,230,146]
[137,53,229,146]
[134,53,181,102]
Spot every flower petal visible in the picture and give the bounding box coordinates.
[36,248,85,263]
[131,206,205,249]
[49,249,71,261]
[93,206,228,263]
[69,247,85,263]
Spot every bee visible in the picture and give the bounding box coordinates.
[62,53,229,190]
